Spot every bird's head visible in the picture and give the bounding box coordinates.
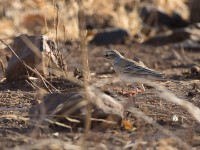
[103,50,123,61]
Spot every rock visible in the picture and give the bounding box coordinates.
[30,88,124,129]
[190,0,200,23]
[144,29,189,46]
[90,28,130,45]
[187,65,200,79]
[6,34,64,81]
[73,67,84,79]
[140,5,188,29]
[144,23,200,49]
[191,65,200,74]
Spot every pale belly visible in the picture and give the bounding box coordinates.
[117,72,148,84]
[118,73,136,83]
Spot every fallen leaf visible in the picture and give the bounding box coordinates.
[122,119,136,131]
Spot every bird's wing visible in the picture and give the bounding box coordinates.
[122,60,164,78]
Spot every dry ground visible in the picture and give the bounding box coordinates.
[0,42,200,149]
[0,0,199,149]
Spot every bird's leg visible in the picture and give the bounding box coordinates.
[122,83,145,96]
[137,84,145,93]
[130,83,145,94]
[121,84,138,96]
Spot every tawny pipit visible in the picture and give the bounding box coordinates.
[104,50,164,95]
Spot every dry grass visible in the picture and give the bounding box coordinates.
[0,0,189,41]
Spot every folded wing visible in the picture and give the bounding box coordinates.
[123,62,164,78]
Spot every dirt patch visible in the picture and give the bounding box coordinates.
[0,42,200,149]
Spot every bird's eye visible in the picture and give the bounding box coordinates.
[105,54,109,57]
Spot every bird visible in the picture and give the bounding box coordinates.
[103,49,164,95]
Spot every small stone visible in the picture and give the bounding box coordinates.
[52,132,59,137]
[172,115,179,122]
[30,88,124,129]
[90,28,130,45]
[6,34,65,81]
[191,65,200,74]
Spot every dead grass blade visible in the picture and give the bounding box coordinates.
[44,118,72,129]
[90,118,117,124]
[78,0,91,134]
[25,78,40,91]
[65,117,80,123]
[34,68,59,93]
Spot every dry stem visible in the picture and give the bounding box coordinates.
[78,0,91,136]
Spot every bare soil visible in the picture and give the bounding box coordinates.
[0,43,200,149]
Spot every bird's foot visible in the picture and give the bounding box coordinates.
[122,91,137,96]
[137,89,145,93]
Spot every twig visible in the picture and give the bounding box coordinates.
[78,0,91,134]
[55,3,59,46]
[52,4,68,77]
[34,68,59,93]
[25,79,38,91]
[63,25,66,41]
